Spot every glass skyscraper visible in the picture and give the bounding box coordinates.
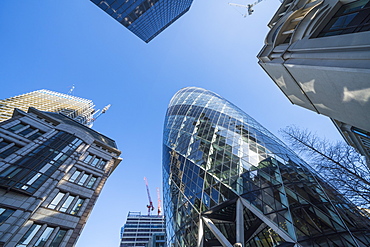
[90,0,193,43]
[162,87,370,246]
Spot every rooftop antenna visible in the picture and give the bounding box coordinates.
[229,0,265,17]
[144,177,155,216]
[68,85,75,95]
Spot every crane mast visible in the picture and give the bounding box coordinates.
[144,177,155,216]
[157,187,162,216]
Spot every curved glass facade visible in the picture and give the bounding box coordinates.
[162,87,370,247]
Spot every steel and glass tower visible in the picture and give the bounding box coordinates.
[162,87,370,246]
[90,0,193,43]
[0,89,95,126]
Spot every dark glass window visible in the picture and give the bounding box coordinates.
[28,131,45,141]
[0,139,11,150]
[0,207,15,224]
[16,223,42,247]
[35,226,54,247]
[0,144,20,159]
[8,123,27,132]
[19,127,35,136]
[0,131,83,193]
[49,229,67,247]
[318,0,370,37]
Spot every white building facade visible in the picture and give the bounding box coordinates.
[257,0,370,161]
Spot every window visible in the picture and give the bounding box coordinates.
[17,223,67,247]
[91,157,100,167]
[48,192,85,215]
[19,127,36,136]
[318,0,370,37]
[84,154,93,163]
[0,207,15,224]
[17,223,42,247]
[69,170,81,182]
[28,131,45,141]
[70,198,85,215]
[97,160,107,169]
[0,139,21,159]
[59,195,75,212]
[35,226,54,247]
[86,177,97,188]
[68,170,97,188]
[77,174,89,186]
[49,229,67,247]
[48,192,65,210]
[9,123,27,132]
[84,154,107,170]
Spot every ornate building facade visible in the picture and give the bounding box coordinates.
[162,87,370,246]
[257,0,370,162]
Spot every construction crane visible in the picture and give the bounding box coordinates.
[228,0,265,17]
[144,177,155,216]
[67,85,75,95]
[157,187,162,216]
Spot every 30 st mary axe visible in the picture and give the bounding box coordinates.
[162,87,370,246]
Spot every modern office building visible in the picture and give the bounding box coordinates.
[0,89,95,126]
[120,211,165,247]
[0,107,122,246]
[162,87,370,246]
[257,0,370,162]
[90,0,193,43]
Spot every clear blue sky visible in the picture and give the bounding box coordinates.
[0,1,342,246]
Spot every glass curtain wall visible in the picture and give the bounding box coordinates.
[162,87,370,247]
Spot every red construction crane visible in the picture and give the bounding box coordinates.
[157,187,162,216]
[144,177,155,216]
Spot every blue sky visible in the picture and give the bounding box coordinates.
[0,1,342,246]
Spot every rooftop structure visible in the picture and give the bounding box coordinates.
[0,89,96,126]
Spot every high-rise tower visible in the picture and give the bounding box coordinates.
[120,211,165,247]
[0,107,121,246]
[162,87,370,246]
[90,0,193,43]
[0,89,95,126]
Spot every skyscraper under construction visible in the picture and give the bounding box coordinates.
[0,89,95,126]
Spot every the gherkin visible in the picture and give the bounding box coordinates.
[162,87,370,247]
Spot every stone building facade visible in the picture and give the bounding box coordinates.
[0,107,121,247]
